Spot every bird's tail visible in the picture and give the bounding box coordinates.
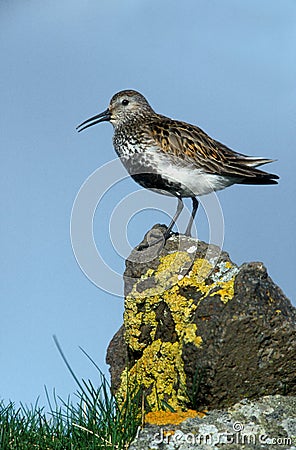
[225,156,279,185]
[232,155,279,185]
[239,173,279,185]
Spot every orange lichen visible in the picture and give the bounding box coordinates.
[145,409,207,425]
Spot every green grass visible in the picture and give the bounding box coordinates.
[186,365,204,410]
[0,339,142,450]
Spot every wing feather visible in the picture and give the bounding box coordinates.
[146,117,278,182]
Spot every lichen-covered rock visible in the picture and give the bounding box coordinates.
[128,395,296,449]
[106,225,296,411]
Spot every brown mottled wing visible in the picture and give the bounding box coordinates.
[147,117,278,182]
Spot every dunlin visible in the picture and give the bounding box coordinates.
[77,90,278,243]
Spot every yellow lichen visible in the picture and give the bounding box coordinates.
[117,339,188,410]
[178,258,235,304]
[143,268,155,278]
[183,258,214,284]
[120,251,237,411]
[210,278,235,304]
[182,324,203,347]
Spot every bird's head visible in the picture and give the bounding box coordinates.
[76,90,154,132]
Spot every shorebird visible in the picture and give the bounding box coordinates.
[77,90,279,244]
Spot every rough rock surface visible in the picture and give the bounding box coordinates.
[129,395,296,449]
[106,225,296,411]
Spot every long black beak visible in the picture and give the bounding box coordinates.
[76,108,111,132]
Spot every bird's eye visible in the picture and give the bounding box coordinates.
[122,99,129,106]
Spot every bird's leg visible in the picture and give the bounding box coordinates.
[163,196,184,240]
[138,196,184,250]
[185,197,199,236]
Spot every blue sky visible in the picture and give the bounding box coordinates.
[1,0,295,406]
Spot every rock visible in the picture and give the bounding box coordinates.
[128,395,296,449]
[106,225,296,411]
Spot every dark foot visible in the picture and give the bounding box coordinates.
[137,228,172,251]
